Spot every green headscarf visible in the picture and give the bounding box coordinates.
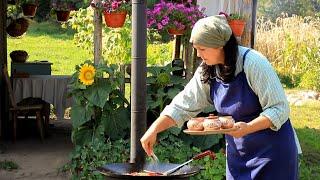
[190,15,232,48]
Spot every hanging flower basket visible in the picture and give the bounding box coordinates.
[6,18,29,37]
[56,10,71,22]
[22,3,38,17]
[228,19,246,37]
[147,1,205,38]
[168,28,186,35]
[103,11,127,28]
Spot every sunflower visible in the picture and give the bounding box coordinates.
[79,63,96,86]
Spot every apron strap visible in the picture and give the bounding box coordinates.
[242,48,251,72]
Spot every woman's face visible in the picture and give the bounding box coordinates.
[193,44,225,65]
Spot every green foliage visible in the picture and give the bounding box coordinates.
[299,68,320,91]
[277,72,300,88]
[68,8,173,65]
[191,152,226,180]
[68,138,130,179]
[103,19,132,64]
[228,13,245,20]
[147,42,173,65]
[0,160,19,170]
[153,128,197,163]
[153,128,226,180]
[69,61,130,145]
[181,132,223,151]
[68,8,131,65]
[67,8,94,52]
[146,64,187,117]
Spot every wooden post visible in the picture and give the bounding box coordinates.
[251,0,257,48]
[173,36,181,59]
[240,0,254,47]
[93,0,102,65]
[0,0,8,138]
[183,42,194,80]
[119,64,125,96]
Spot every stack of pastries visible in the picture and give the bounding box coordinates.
[187,115,235,131]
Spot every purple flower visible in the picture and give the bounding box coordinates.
[112,2,119,10]
[146,1,205,33]
[157,23,163,30]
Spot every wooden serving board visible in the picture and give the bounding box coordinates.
[183,126,239,135]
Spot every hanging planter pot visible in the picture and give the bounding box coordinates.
[6,18,29,37]
[168,28,186,36]
[228,20,246,37]
[103,11,127,28]
[22,3,38,17]
[55,10,71,22]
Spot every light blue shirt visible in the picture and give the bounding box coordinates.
[161,46,301,153]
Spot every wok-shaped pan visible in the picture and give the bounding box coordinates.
[96,162,201,179]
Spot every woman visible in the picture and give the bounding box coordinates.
[140,15,301,179]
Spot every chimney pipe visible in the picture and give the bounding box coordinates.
[130,0,147,168]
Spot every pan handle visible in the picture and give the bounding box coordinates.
[192,150,216,160]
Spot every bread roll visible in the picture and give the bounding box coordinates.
[203,118,221,130]
[187,117,204,131]
[219,116,235,129]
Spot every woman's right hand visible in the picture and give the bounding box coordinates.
[140,115,177,156]
[140,126,158,156]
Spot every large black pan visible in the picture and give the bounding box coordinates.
[96,162,201,180]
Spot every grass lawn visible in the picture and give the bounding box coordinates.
[290,100,320,179]
[7,20,92,75]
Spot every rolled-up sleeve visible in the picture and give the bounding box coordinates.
[244,50,290,131]
[160,67,213,127]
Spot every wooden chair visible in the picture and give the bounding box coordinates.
[2,65,46,142]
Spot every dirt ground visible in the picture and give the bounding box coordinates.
[0,120,73,180]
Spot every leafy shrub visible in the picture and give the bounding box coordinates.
[153,128,197,163]
[299,68,320,91]
[68,8,172,65]
[277,72,301,88]
[68,138,129,179]
[147,64,187,118]
[191,152,226,180]
[154,127,226,180]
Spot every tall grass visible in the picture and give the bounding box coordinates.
[255,15,320,89]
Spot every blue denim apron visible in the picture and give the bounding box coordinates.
[210,49,298,180]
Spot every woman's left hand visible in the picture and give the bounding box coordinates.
[226,122,252,138]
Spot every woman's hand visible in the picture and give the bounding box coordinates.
[140,127,158,156]
[226,116,273,138]
[226,122,252,138]
[140,115,177,156]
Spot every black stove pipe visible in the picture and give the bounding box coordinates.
[130,0,147,169]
